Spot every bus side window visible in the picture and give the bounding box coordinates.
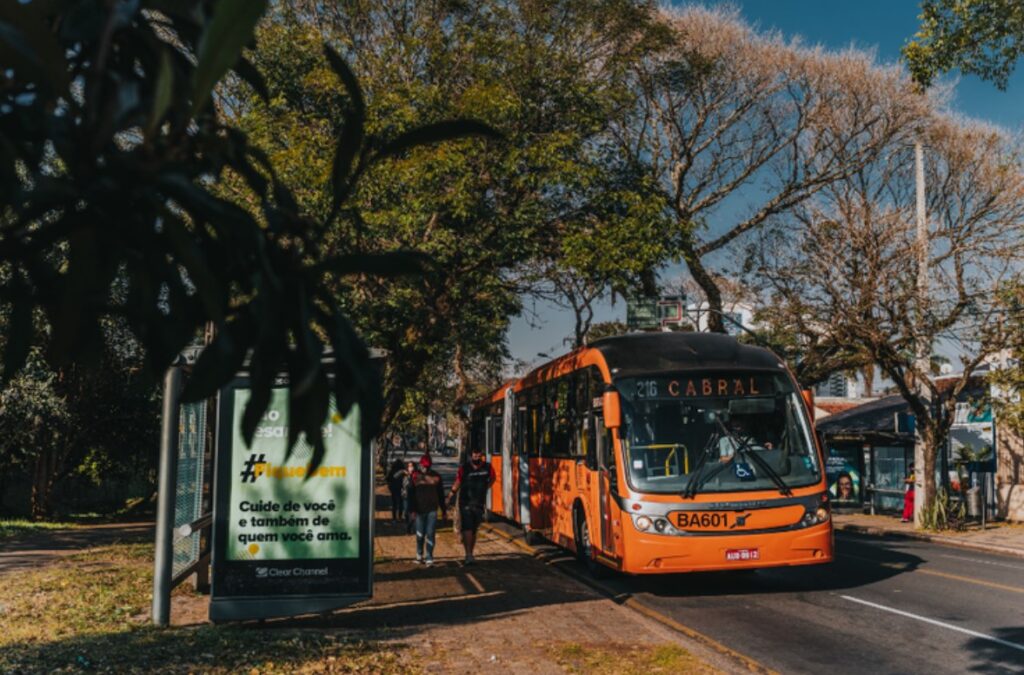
[595,414,617,493]
[542,382,555,457]
[528,386,541,458]
[572,371,587,459]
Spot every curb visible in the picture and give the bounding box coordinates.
[481,523,776,675]
[834,522,1024,560]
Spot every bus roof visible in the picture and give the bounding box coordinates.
[590,332,784,379]
[475,332,786,409]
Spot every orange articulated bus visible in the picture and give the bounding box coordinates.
[470,332,833,575]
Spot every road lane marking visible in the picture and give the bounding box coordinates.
[838,553,1024,594]
[465,571,485,593]
[939,553,1024,571]
[841,595,1024,653]
[915,568,1024,594]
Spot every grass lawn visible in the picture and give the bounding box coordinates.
[0,542,411,674]
[0,518,80,540]
[549,642,719,675]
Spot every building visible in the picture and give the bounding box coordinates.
[815,396,913,513]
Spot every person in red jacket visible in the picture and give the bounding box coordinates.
[410,455,445,565]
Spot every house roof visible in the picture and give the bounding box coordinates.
[816,400,863,417]
[815,395,913,437]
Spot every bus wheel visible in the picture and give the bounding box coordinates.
[574,509,606,579]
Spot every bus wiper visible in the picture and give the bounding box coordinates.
[715,418,793,497]
[682,431,732,499]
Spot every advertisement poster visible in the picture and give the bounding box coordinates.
[826,447,861,504]
[227,388,361,561]
[210,377,373,622]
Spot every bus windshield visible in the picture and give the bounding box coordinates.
[619,372,820,495]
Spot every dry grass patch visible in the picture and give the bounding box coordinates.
[0,542,412,674]
[549,641,720,674]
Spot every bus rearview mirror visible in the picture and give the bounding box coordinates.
[603,390,622,429]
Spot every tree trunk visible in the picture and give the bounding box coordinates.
[862,365,874,397]
[30,447,59,520]
[682,248,725,333]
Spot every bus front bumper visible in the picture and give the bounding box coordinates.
[621,521,833,574]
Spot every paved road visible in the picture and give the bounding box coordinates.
[495,523,1024,674]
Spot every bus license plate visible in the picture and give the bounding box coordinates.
[725,548,760,561]
[670,511,730,530]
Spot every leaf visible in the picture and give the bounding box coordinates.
[179,314,255,402]
[47,227,98,366]
[376,120,503,160]
[233,55,269,103]
[160,212,225,323]
[0,10,70,97]
[191,0,267,115]
[3,271,33,383]
[323,44,365,218]
[146,49,173,139]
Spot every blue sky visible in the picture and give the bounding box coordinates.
[504,0,1024,370]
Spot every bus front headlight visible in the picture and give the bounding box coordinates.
[634,515,653,531]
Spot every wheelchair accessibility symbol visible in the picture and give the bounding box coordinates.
[734,462,755,481]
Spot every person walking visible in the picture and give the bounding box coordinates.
[447,447,495,565]
[901,462,916,523]
[411,455,445,565]
[387,458,405,521]
[402,460,416,534]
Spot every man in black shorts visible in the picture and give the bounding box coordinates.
[448,447,495,565]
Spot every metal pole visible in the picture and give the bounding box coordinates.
[153,365,183,627]
[913,139,929,529]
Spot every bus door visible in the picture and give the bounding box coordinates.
[486,415,501,514]
[501,389,514,518]
[586,407,617,559]
[516,406,528,523]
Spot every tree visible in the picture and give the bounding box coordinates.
[224,1,667,442]
[904,0,1024,90]
[0,0,494,470]
[617,6,925,332]
[751,115,1024,524]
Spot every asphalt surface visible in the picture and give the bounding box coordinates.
[401,455,1024,673]
[487,516,1024,674]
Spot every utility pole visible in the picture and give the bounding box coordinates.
[913,139,929,528]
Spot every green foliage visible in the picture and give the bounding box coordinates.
[904,0,1024,89]
[0,0,495,471]
[224,1,666,427]
[921,487,967,532]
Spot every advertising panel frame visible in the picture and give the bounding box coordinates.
[209,373,374,622]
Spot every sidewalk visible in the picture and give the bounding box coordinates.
[341,504,732,673]
[833,512,1024,559]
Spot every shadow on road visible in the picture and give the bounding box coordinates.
[534,529,928,600]
[964,626,1024,673]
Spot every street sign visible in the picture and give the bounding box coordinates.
[626,296,659,330]
[209,376,373,622]
[627,295,686,331]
